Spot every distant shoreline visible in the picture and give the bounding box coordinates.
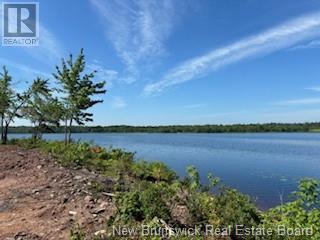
[8,122,320,134]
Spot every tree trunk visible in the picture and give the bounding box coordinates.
[64,118,68,145]
[32,122,37,140]
[3,122,9,144]
[0,114,4,143]
[38,122,43,140]
[68,119,73,144]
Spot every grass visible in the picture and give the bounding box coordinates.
[8,138,320,240]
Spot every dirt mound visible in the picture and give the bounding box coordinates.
[0,145,115,240]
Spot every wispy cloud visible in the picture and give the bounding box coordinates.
[90,0,177,83]
[88,61,118,88]
[289,39,320,50]
[111,97,127,109]
[182,103,206,109]
[23,24,64,64]
[189,108,320,124]
[0,4,63,64]
[305,86,320,92]
[273,98,320,106]
[259,108,320,123]
[0,57,53,93]
[144,11,320,95]
[0,57,51,78]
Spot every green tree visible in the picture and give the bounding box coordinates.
[22,78,63,140]
[0,66,31,144]
[0,66,13,143]
[53,48,106,144]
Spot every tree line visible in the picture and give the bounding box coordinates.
[7,122,320,134]
[0,49,106,144]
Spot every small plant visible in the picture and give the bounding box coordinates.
[132,161,177,183]
[70,224,85,240]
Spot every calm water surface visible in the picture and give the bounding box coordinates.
[10,133,320,209]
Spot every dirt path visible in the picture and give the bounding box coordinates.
[0,145,115,240]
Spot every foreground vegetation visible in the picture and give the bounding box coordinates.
[9,138,320,240]
[8,122,320,134]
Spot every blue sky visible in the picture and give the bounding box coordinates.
[2,0,320,126]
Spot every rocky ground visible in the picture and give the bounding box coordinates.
[0,145,116,240]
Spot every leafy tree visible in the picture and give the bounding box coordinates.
[0,66,13,143]
[0,66,31,144]
[53,48,106,144]
[22,78,62,140]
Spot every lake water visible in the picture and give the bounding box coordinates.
[10,132,320,209]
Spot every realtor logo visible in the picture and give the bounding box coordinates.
[2,2,39,46]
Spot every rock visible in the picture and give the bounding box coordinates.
[68,211,77,216]
[17,152,25,157]
[73,175,82,180]
[98,218,104,224]
[94,230,106,236]
[62,195,69,203]
[32,189,40,194]
[92,207,105,214]
[84,195,93,203]
[37,165,42,169]
[99,201,108,208]
[102,192,115,197]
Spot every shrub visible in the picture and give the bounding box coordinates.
[132,161,177,183]
[261,178,320,240]
[215,188,261,235]
[114,182,174,223]
[8,138,320,240]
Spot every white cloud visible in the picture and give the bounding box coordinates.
[273,98,320,106]
[144,11,320,95]
[111,97,127,109]
[289,39,320,50]
[90,0,176,83]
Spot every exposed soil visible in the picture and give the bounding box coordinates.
[0,145,116,240]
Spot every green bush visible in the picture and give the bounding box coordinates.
[114,190,144,222]
[8,138,320,240]
[132,161,177,183]
[114,181,174,223]
[215,188,261,238]
[261,178,320,240]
